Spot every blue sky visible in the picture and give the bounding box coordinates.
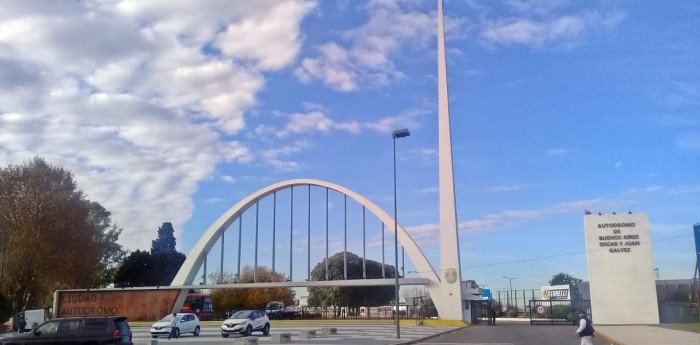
[0,0,698,293]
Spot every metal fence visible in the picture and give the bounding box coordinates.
[491,289,541,317]
[473,300,494,325]
[529,299,591,325]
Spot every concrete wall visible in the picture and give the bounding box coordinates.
[583,213,659,324]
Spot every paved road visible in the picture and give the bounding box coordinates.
[416,321,608,345]
[131,325,461,345]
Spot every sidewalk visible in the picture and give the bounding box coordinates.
[595,325,700,345]
[493,318,700,345]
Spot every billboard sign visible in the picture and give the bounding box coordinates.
[54,289,182,322]
[540,285,570,300]
[483,288,492,300]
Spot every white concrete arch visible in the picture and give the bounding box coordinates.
[171,178,439,286]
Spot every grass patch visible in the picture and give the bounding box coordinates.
[420,319,467,326]
[656,323,700,334]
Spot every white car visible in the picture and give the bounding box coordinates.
[150,313,201,338]
[220,310,270,337]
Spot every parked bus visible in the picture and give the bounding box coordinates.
[180,292,213,321]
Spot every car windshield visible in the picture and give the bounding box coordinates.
[159,315,176,322]
[231,311,252,319]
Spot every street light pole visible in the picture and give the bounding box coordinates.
[392,128,410,339]
[503,276,517,309]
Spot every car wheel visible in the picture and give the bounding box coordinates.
[222,333,229,338]
[262,323,270,336]
[194,326,200,336]
[244,325,253,337]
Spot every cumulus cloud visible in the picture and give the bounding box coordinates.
[253,102,429,144]
[278,111,361,137]
[295,0,434,91]
[365,106,429,134]
[546,148,571,156]
[259,140,313,172]
[0,0,315,250]
[475,1,626,49]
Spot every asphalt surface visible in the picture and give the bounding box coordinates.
[131,324,462,345]
[415,321,608,345]
[127,322,614,345]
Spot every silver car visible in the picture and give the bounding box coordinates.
[150,313,201,338]
[220,310,270,337]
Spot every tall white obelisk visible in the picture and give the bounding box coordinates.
[436,0,465,321]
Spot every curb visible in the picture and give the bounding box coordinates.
[594,332,624,345]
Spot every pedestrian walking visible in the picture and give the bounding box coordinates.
[17,315,27,333]
[168,313,180,339]
[574,310,595,345]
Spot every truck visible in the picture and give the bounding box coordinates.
[264,301,299,320]
[23,309,47,331]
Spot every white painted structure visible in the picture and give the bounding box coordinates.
[171,0,469,322]
[583,213,659,324]
[170,180,449,313]
[436,0,465,321]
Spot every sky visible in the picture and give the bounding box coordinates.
[0,0,698,294]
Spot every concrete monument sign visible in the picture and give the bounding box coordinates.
[54,289,181,321]
[583,213,659,324]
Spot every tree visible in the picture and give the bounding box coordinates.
[401,286,425,299]
[549,272,583,300]
[307,252,396,309]
[423,296,438,318]
[549,273,582,286]
[113,250,157,287]
[87,202,126,287]
[0,157,117,313]
[208,269,238,285]
[0,291,12,325]
[152,222,177,254]
[210,266,295,313]
[150,222,186,285]
[114,222,186,287]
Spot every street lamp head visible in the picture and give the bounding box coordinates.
[392,128,410,139]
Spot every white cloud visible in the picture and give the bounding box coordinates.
[404,197,617,248]
[278,111,361,137]
[546,148,571,155]
[221,175,237,184]
[0,0,315,250]
[485,185,526,193]
[259,140,312,172]
[479,7,625,48]
[214,1,316,70]
[365,106,429,134]
[295,0,433,91]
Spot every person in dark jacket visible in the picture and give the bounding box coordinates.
[574,311,594,345]
[17,315,27,333]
